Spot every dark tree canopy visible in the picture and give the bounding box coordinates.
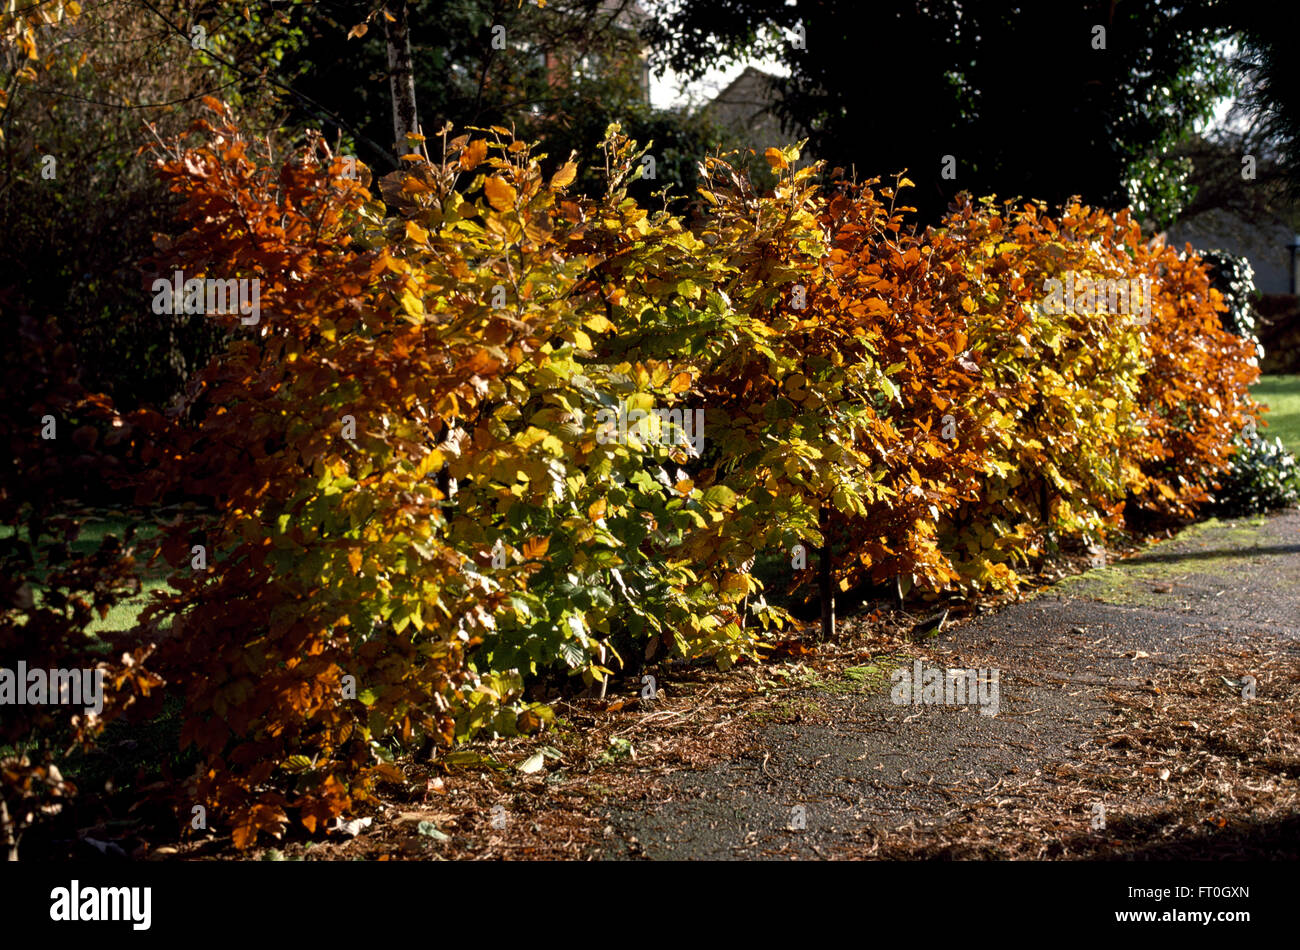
[1234,9,1300,202]
[648,0,1239,224]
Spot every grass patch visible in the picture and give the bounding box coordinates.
[1,508,171,635]
[1252,374,1300,455]
[748,654,909,725]
[837,657,907,693]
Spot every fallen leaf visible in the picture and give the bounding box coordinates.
[517,752,546,774]
[416,821,450,842]
[327,816,373,837]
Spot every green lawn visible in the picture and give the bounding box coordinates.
[1,509,169,635]
[1253,374,1300,455]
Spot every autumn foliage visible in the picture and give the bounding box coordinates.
[8,99,1259,850]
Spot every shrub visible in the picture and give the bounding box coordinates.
[1199,250,1260,342]
[1130,240,1262,517]
[1213,431,1300,515]
[64,103,1263,849]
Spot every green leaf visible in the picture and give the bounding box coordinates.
[416,821,450,842]
[701,485,737,510]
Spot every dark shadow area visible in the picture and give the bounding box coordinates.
[1125,543,1300,565]
[1068,811,1300,860]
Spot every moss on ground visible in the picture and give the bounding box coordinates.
[1053,516,1273,606]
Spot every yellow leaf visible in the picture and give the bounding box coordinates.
[484,176,517,211]
[583,313,615,333]
[416,448,446,479]
[670,372,692,394]
[720,572,749,599]
[404,220,429,244]
[348,548,362,573]
[570,328,592,350]
[588,499,607,521]
[400,289,424,319]
[550,161,578,189]
[1101,397,1118,410]
[764,147,789,170]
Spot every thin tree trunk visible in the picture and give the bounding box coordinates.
[1,798,18,861]
[817,504,835,640]
[384,1,420,153]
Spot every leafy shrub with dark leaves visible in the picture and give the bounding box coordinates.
[1214,430,1300,515]
[1201,249,1263,357]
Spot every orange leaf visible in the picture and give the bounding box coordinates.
[521,536,550,559]
[550,161,577,189]
[231,819,256,850]
[484,176,516,211]
[404,220,429,244]
[347,23,368,40]
[460,139,487,171]
[764,147,789,170]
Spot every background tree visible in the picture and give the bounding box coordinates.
[271,0,724,203]
[0,0,279,414]
[1232,13,1300,201]
[648,0,1238,225]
